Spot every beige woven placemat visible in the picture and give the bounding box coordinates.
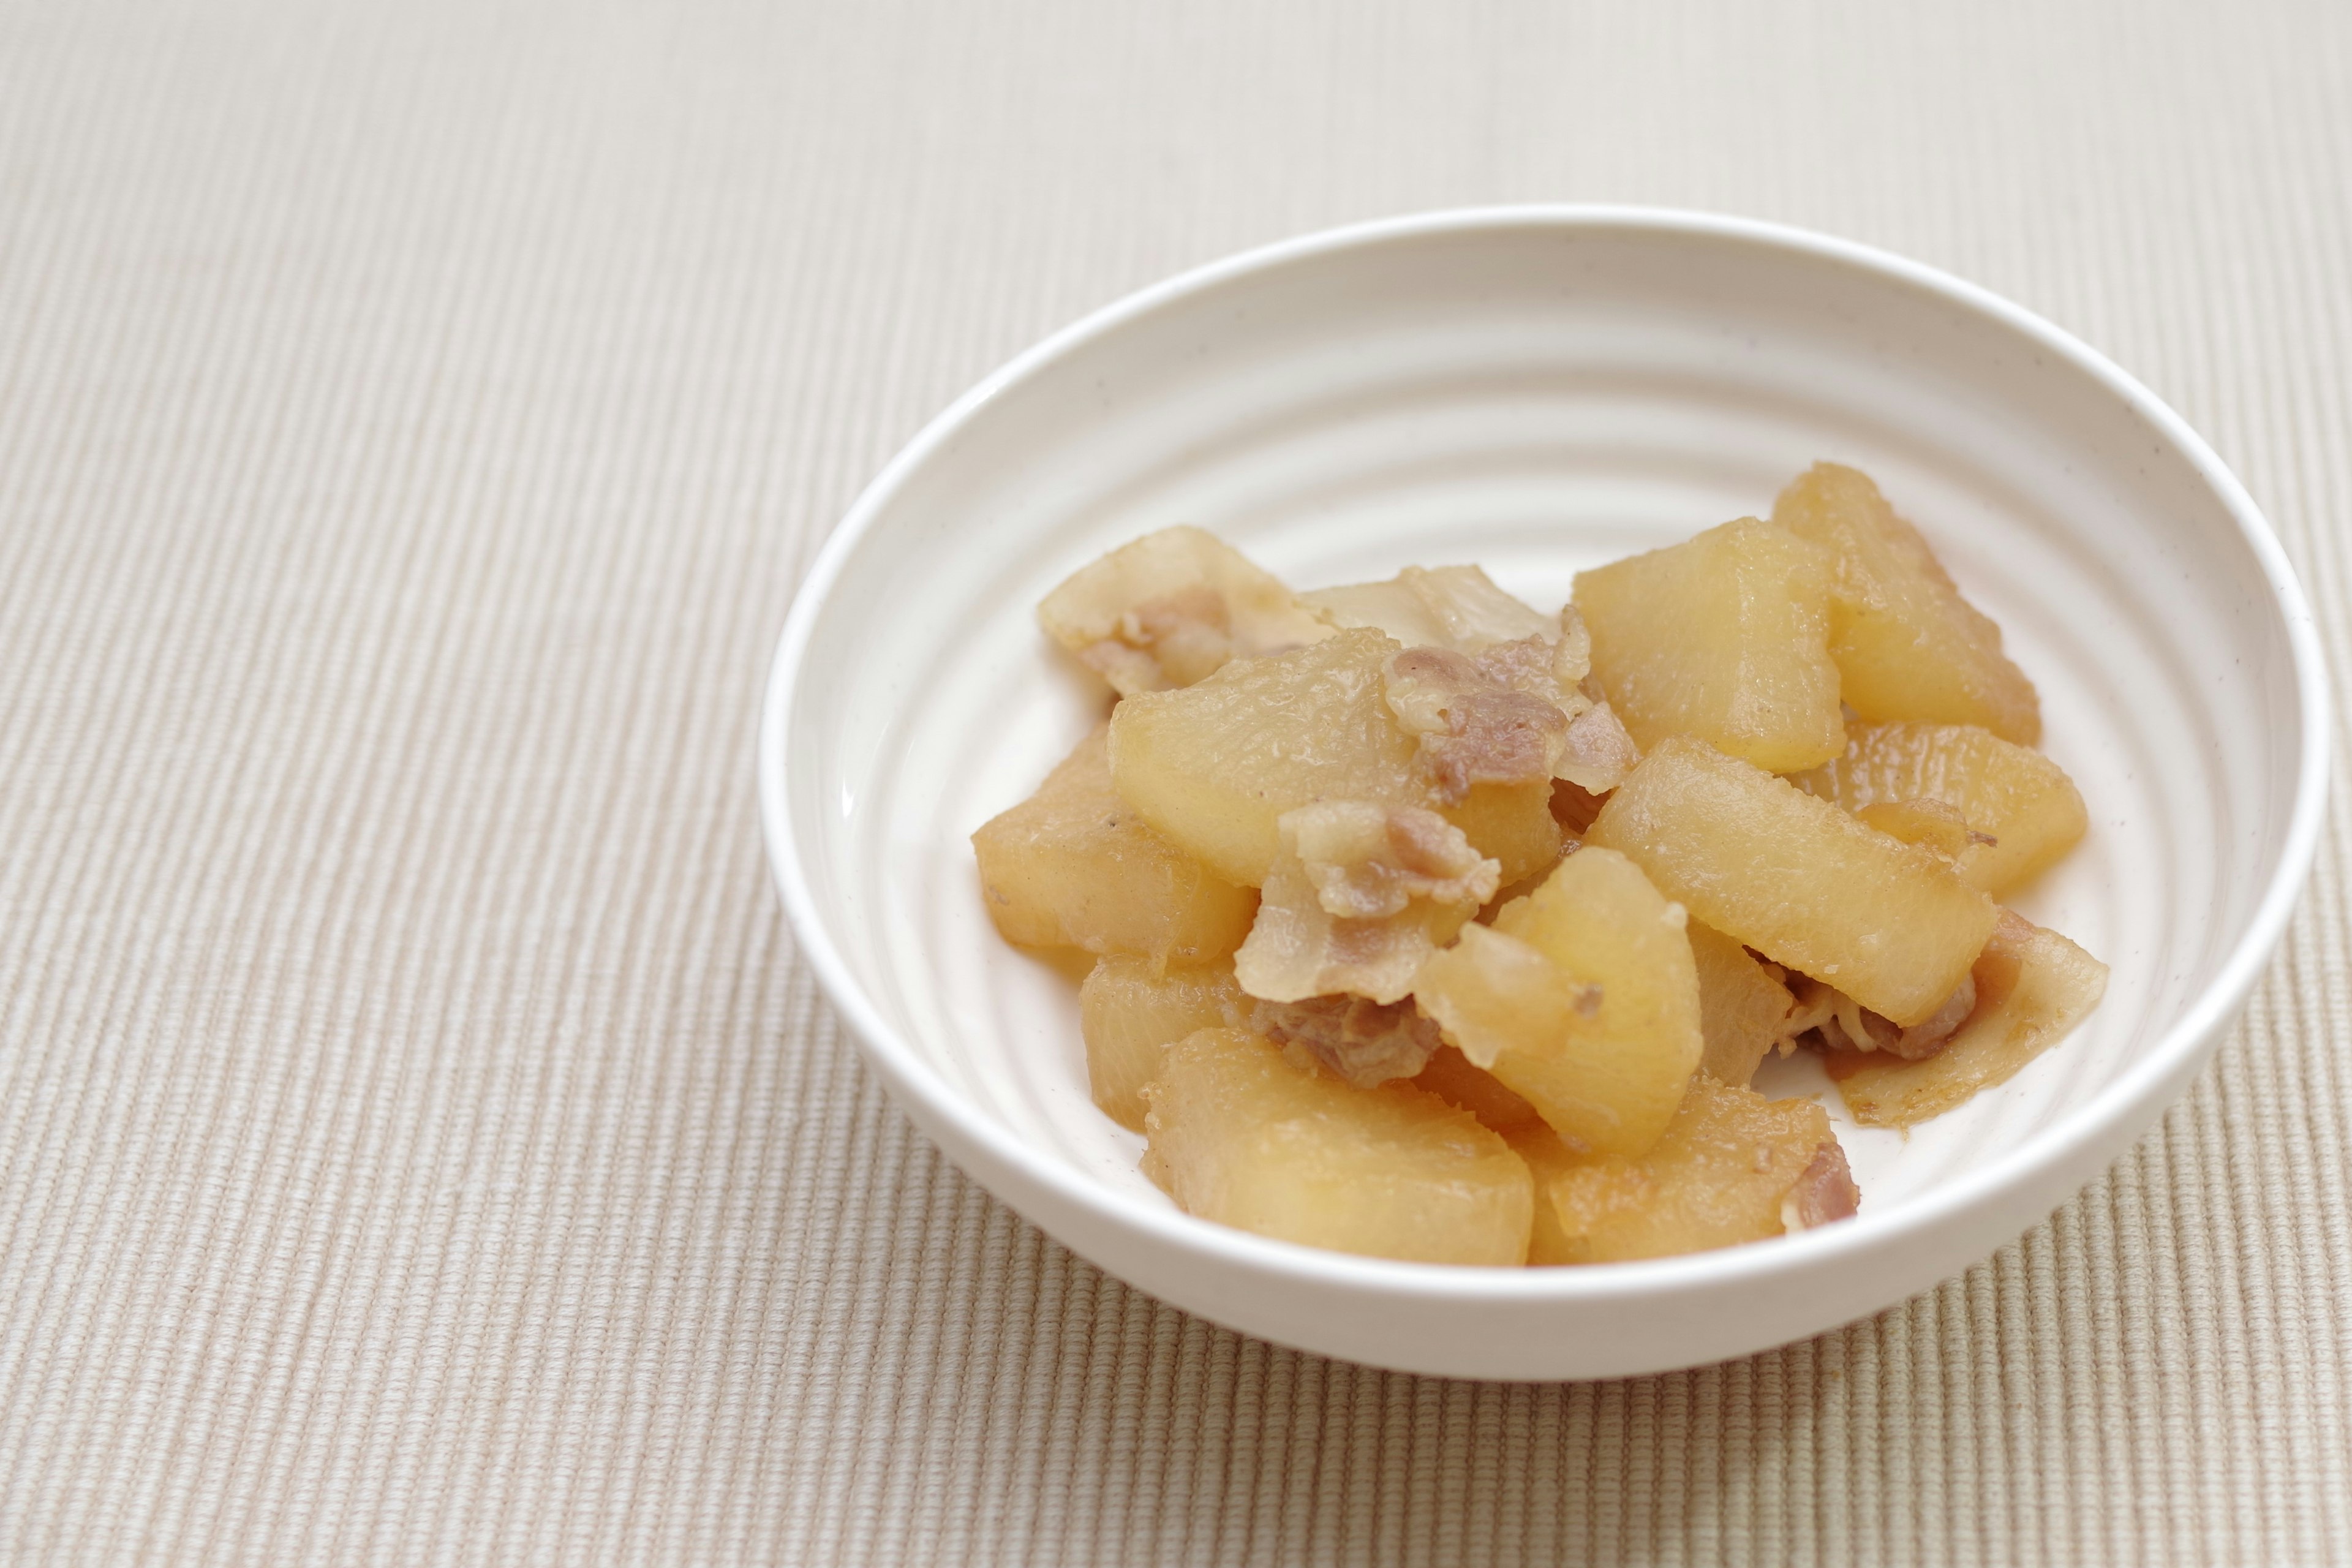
[2,1,2347,1562]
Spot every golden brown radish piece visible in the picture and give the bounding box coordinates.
[1792,722,2087,895]
[1585,736,1997,1027]
[1574,517,1846,772]
[1773,464,2040,743]
[1855,797,1984,861]
[1142,1028,1534,1265]
[973,728,1256,966]
[1544,1075,1858,1264]
[1109,628,1559,887]
[1686,922,1796,1087]
[1414,846,1703,1158]
[1079,957,1243,1129]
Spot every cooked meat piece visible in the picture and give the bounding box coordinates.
[1383,645,1573,804]
[1801,973,1980,1062]
[1558,701,1639,793]
[1242,993,1447,1089]
[1781,1140,1861,1231]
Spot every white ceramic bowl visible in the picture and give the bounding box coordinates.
[759,208,2327,1381]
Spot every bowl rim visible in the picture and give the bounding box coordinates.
[757,204,2331,1303]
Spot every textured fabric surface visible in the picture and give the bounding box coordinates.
[2,1,2348,1562]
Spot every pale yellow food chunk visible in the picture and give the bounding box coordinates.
[1443,777,1566,886]
[1109,628,1560,887]
[1574,517,1845,772]
[1142,1028,1533,1265]
[1504,1121,1586,1266]
[1412,846,1702,1158]
[972,728,1257,965]
[1687,922,1795,1087]
[1234,803,1497,1005]
[1110,629,1416,883]
[1487,849,1706,1151]
[1792,722,2089,895]
[1545,1076,1858,1263]
[1408,1046,1609,1265]
[1408,1046,1592,1262]
[1411,923,1578,1083]
[1825,910,2108,1127]
[1773,464,2040,743]
[1855,797,1982,861]
[1302,564,1556,654]
[1038,526,1333,695]
[1411,1043,1546,1136]
[1586,737,1998,1027]
[1080,957,1242,1130]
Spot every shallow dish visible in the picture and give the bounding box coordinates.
[758,207,2326,1380]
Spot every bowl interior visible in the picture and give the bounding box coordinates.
[777,217,2307,1242]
